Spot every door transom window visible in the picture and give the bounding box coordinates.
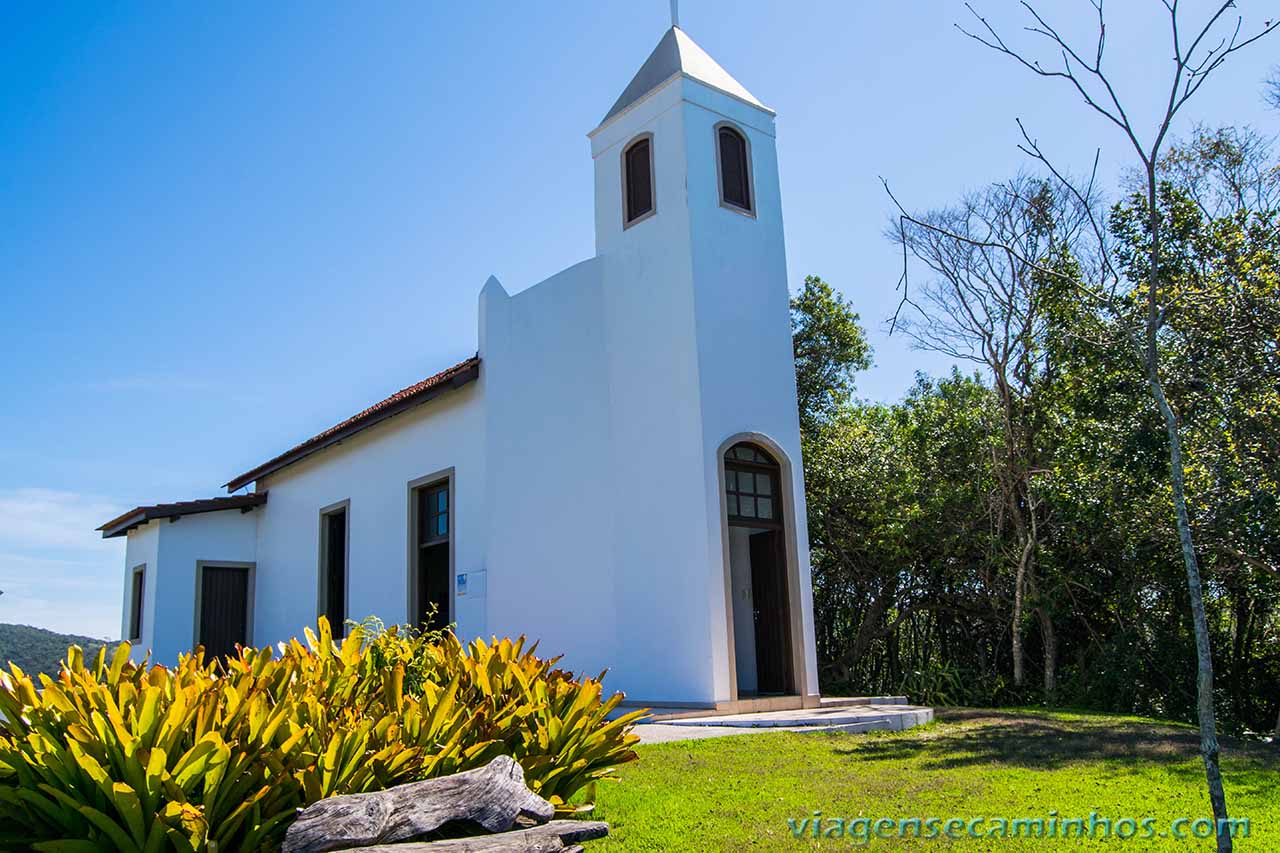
[725,442,781,526]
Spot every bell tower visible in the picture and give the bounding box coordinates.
[586,25,817,704]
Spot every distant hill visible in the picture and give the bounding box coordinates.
[0,623,119,678]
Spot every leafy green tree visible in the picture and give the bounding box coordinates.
[796,153,1280,732]
[804,370,1002,696]
[893,175,1078,698]
[1110,127,1280,738]
[946,7,1276,844]
[790,275,871,435]
[790,274,1009,700]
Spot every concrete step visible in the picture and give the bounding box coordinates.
[629,695,914,722]
[820,695,909,707]
[655,704,934,731]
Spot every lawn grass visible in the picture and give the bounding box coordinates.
[590,708,1279,850]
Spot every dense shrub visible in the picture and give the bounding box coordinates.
[0,618,643,851]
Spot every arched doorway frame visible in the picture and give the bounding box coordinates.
[715,431,810,702]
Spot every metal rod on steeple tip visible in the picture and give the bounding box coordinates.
[670,0,679,29]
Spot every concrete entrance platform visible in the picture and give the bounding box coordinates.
[630,694,916,722]
[632,697,934,744]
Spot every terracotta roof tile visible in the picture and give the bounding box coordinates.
[222,356,480,493]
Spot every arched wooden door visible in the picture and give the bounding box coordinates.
[724,442,794,695]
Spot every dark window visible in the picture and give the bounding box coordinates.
[418,484,449,545]
[415,482,450,630]
[718,126,752,212]
[198,565,250,661]
[128,567,145,640]
[726,444,771,464]
[624,137,654,223]
[321,508,347,633]
[725,442,780,525]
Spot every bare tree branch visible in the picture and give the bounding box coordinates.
[1266,66,1280,110]
[885,3,1279,848]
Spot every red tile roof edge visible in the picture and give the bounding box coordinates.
[222,355,480,493]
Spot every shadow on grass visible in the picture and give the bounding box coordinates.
[827,707,1280,775]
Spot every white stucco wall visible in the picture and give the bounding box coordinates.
[153,509,258,661]
[679,84,821,699]
[481,259,621,681]
[583,81,726,703]
[123,507,259,664]
[253,382,485,646]
[122,522,159,657]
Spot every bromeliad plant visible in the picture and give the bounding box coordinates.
[0,618,644,852]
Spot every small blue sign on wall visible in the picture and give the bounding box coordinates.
[456,573,468,598]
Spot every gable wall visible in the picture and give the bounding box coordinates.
[122,521,159,658]
[480,258,623,683]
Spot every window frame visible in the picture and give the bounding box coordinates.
[127,564,146,642]
[416,484,450,548]
[724,443,782,528]
[317,499,350,636]
[714,122,756,217]
[406,468,455,628]
[621,132,657,228]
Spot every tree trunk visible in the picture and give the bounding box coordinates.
[1037,606,1057,703]
[1011,536,1033,689]
[1137,140,1232,849]
[1273,704,1279,742]
[1228,590,1250,734]
[1148,373,1232,852]
[825,590,890,683]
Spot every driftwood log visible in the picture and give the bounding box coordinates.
[282,756,556,853]
[330,820,610,852]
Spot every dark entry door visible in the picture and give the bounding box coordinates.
[417,544,450,630]
[415,481,450,630]
[199,565,250,660]
[750,530,792,694]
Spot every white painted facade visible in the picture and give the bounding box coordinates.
[253,383,486,646]
[112,27,819,707]
[121,509,257,659]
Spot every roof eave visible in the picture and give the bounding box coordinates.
[97,511,148,539]
[97,493,269,539]
[588,72,775,140]
[222,359,480,493]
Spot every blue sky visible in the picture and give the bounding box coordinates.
[1,2,1275,638]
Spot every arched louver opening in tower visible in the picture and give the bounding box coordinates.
[623,136,654,225]
[717,125,753,213]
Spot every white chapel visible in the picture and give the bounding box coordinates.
[99,22,820,711]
